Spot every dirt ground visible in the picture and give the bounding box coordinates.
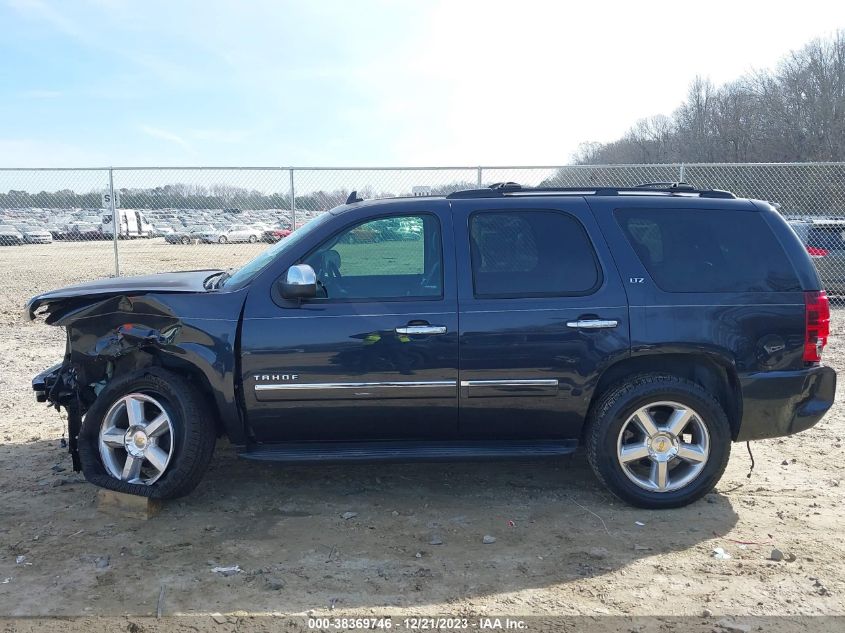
[0,241,843,625]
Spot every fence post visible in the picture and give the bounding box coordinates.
[477,166,482,187]
[679,163,685,183]
[289,168,296,230]
[109,168,119,277]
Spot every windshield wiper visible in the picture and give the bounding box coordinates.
[214,270,233,289]
[204,270,231,290]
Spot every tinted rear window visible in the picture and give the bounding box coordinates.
[470,210,600,297]
[616,208,801,293]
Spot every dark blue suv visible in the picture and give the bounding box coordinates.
[29,183,836,508]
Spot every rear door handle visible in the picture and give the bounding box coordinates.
[566,319,618,329]
[395,325,448,335]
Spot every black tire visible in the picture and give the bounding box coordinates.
[586,373,731,509]
[181,236,190,245]
[218,235,227,244]
[77,368,216,499]
[248,234,258,243]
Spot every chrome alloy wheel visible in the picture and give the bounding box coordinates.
[616,401,710,493]
[98,393,175,485]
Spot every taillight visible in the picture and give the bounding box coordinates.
[807,246,829,258]
[804,290,830,363]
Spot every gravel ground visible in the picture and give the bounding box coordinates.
[0,240,843,623]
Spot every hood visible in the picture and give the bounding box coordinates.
[27,269,222,322]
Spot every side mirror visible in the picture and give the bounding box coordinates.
[280,264,317,300]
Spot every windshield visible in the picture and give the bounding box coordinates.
[187,224,214,233]
[224,213,331,288]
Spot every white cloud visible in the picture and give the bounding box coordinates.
[139,126,195,153]
[189,128,251,144]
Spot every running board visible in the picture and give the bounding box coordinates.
[239,439,578,464]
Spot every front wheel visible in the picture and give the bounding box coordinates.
[248,234,258,243]
[586,374,731,509]
[218,235,228,244]
[77,369,216,499]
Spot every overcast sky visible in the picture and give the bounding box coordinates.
[1,0,843,167]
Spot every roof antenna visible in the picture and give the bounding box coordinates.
[346,190,363,204]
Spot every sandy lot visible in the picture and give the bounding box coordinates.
[0,240,843,624]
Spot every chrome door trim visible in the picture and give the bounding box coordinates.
[565,319,618,329]
[255,380,457,392]
[395,325,448,335]
[460,379,559,388]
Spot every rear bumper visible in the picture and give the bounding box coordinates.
[737,365,836,441]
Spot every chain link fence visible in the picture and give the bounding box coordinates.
[2,163,844,304]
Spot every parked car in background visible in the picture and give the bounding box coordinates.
[0,224,24,245]
[60,222,103,241]
[199,223,262,244]
[263,226,292,243]
[787,218,845,294]
[165,224,218,245]
[47,217,74,240]
[17,224,53,244]
[151,225,176,238]
[378,217,424,241]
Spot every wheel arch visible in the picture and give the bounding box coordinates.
[588,352,743,440]
[111,347,241,441]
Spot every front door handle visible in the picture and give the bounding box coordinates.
[566,319,618,329]
[395,325,448,335]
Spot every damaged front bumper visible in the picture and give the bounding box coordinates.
[33,362,73,405]
[33,360,83,471]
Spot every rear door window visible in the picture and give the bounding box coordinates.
[469,210,601,297]
[616,208,801,293]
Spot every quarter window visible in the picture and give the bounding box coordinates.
[616,208,801,293]
[469,210,601,298]
[303,214,442,301]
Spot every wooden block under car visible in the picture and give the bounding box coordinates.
[96,489,163,520]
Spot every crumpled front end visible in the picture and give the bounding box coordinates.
[29,278,246,480]
[32,356,84,470]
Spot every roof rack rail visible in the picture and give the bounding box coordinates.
[635,181,695,190]
[488,181,522,191]
[445,182,736,199]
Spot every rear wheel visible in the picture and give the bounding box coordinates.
[180,236,189,245]
[248,234,258,243]
[586,374,731,508]
[78,369,216,499]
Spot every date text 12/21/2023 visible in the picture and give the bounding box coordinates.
[307,617,528,630]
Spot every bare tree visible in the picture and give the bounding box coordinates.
[573,31,845,165]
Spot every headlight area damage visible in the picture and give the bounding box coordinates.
[29,295,184,476]
[26,270,243,496]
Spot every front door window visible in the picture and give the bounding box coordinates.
[303,214,442,301]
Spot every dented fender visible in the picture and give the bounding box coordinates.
[29,272,250,444]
